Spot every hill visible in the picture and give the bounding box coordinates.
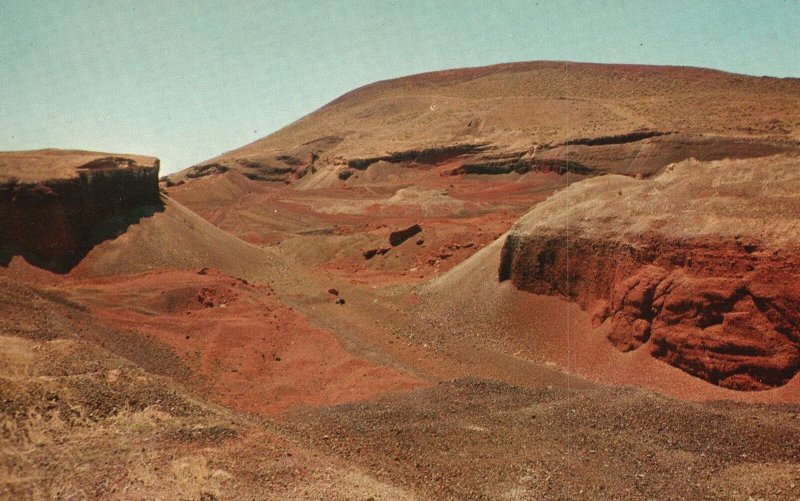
[167,61,800,185]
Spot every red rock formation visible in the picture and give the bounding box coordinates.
[499,231,800,391]
[497,156,800,390]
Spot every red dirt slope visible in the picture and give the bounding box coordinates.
[65,268,424,414]
[163,61,800,297]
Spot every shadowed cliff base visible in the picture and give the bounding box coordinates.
[0,201,165,273]
[0,150,163,273]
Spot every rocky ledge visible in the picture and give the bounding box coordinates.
[0,149,161,272]
[499,155,800,391]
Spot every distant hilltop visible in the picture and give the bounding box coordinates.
[165,61,800,186]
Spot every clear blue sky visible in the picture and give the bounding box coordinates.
[1,1,798,174]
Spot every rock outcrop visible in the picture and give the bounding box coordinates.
[389,224,423,246]
[498,155,800,390]
[0,150,161,272]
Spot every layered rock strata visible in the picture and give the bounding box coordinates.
[499,155,800,390]
[0,150,161,271]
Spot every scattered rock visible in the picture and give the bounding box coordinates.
[363,247,390,260]
[389,224,423,246]
[196,287,238,308]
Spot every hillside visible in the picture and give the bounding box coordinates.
[167,61,800,185]
[161,61,800,399]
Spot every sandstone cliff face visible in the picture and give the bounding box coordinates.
[498,155,800,390]
[0,150,161,272]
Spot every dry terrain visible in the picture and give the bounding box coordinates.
[3,62,800,499]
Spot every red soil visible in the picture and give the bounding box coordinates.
[65,268,425,414]
[0,258,425,415]
[165,163,569,289]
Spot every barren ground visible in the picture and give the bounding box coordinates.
[3,62,800,499]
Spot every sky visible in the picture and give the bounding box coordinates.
[1,1,798,174]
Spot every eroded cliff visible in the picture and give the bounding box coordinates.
[0,150,161,272]
[499,155,800,390]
